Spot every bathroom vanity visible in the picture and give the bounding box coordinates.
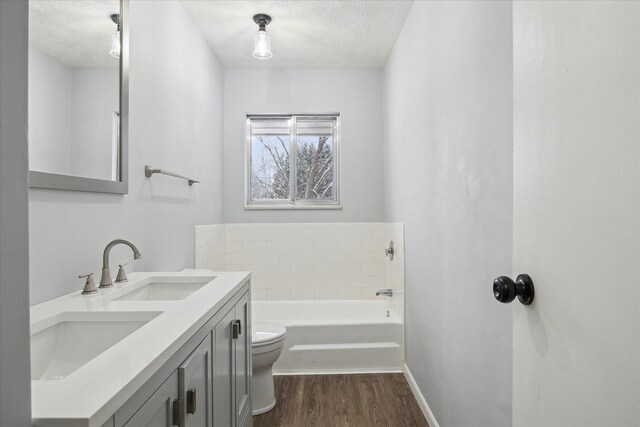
[30,271,252,427]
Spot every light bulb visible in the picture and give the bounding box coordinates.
[253,30,272,59]
[109,30,120,58]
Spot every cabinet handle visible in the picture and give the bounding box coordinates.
[232,320,241,339]
[187,388,197,414]
[172,398,184,426]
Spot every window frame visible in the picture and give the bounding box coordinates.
[245,113,341,210]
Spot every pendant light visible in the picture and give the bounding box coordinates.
[109,14,120,58]
[252,14,272,59]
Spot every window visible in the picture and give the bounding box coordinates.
[246,114,340,209]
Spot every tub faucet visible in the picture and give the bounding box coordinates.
[99,239,142,288]
[376,289,393,297]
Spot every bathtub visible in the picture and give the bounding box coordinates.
[252,300,403,374]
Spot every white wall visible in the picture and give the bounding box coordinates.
[513,2,640,425]
[224,69,384,223]
[383,2,513,426]
[0,0,31,424]
[29,0,225,304]
[29,46,71,175]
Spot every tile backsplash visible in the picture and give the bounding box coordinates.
[195,223,404,303]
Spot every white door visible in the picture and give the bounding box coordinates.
[512,1,639,426]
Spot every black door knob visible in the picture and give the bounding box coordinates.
[493,274,535,305]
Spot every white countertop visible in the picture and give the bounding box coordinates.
[30,270,251,427]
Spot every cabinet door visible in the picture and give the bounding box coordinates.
[213,307,235,427]
[179,334,212,427]
[124,371,180,427]
[234,291,252,426]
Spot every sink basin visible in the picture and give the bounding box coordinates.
[31,311,161,381]
[115,276,214,301]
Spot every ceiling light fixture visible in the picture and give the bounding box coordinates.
[109,14,120,58]
[252,14,272,60]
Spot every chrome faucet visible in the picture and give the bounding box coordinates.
[376,289,393,297]
[99,239,142,288]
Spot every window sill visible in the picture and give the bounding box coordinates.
[244,204,343,211]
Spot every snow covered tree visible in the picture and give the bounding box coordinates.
[251,135,334,200]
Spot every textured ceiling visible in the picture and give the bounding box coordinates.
[29,0,120,68]
[181,0,414,68]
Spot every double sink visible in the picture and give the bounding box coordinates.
[30,275,214,382]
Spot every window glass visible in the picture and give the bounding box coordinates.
[295,119,336,201]
[250,119,290,201]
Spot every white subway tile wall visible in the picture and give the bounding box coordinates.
[385,223,405,321]
[195,223,404,305]
[194,224,226,271]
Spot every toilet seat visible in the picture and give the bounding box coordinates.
[252,321,286,347]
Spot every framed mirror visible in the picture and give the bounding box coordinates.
[28,0,129,194]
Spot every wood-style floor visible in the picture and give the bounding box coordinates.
[253,374,429,427]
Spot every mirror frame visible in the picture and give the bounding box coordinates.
[29,0,129,194]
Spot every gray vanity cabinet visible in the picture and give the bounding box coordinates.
[123,371,179,427]
[234,292,252,427]
[212,291,252,427]
[180,335,213,427]
[213,308,235,427]
[114,284,252,427]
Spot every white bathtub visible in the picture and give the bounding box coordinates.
[252,300,403,374]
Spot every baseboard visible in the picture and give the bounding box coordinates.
[403,363,440,427]
[274,367,403,376]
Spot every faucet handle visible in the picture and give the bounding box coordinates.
[384,240,395,261]
[79,273,98,295]
[115,263,129,284]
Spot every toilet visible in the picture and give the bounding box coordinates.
[251,321,287,415]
